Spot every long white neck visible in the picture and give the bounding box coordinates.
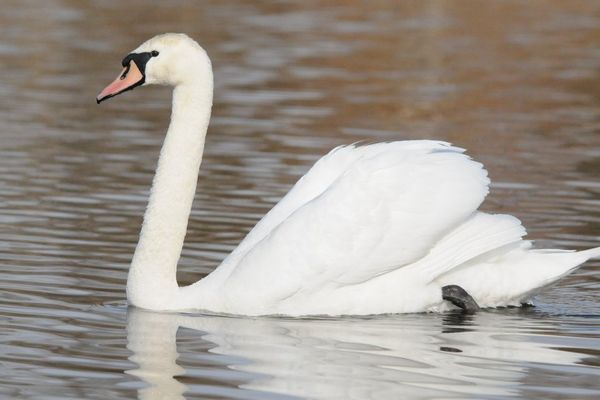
[127,72,213,310]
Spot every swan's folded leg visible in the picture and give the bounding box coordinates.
[442,285,480,313]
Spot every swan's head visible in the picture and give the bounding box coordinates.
[96,33,211,104]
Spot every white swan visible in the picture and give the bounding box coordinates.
[97,33,599,316]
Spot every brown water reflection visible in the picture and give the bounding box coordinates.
[0,1,599,399]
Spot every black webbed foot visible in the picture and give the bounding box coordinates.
[442,285,480,313]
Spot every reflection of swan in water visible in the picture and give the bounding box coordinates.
[126,308,583,399]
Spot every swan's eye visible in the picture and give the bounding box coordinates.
[151,50,159,57]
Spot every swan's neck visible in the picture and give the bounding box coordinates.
[127,75,213,309]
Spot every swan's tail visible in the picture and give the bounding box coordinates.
[443,245,599,307]
[576,246,600,261]
[425,213,599,307]
[506,246,600,303]
[528,245,600,279]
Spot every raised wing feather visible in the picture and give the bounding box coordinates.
[219,141,491,307]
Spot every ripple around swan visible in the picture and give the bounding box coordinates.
[1,0,600,399]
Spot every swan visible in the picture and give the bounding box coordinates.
[96,33,599,316]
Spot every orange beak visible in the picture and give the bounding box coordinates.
[96,60,145,104]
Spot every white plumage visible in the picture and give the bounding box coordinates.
[97,33,599,316]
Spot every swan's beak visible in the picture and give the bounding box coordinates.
[96,60,145,104]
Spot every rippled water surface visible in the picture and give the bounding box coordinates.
[1,1,600,399]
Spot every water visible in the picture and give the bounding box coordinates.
[1,1,599,398]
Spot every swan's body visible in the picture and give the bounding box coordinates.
[97,34,599,316]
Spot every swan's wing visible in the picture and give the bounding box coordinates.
[217,142,381,269]
[221,141,490,303]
